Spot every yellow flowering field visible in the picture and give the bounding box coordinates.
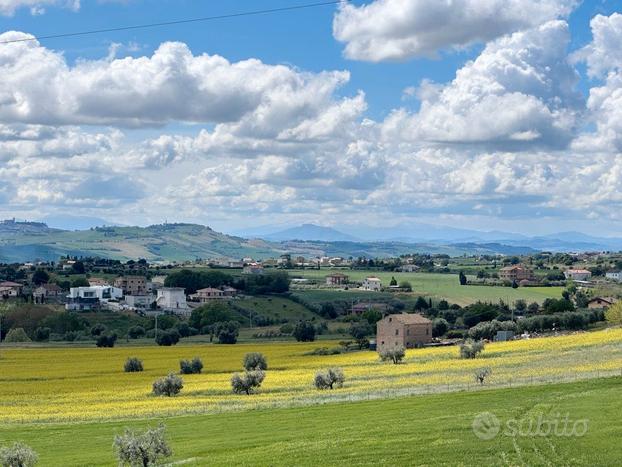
[0,328,621,424]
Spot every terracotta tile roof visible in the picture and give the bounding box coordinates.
[390,313,432,324]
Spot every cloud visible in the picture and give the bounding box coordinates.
[0,32,352,129]
[333,0,576,61]
[380,21,582,148]
[573,13,622,78]
[0,0,78,16]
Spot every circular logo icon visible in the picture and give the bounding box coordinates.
[472,412,500,440]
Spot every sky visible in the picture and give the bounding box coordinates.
[1,0,622,237]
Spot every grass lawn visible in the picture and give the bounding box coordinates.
[1,377,621,466]
[291,270,563,306]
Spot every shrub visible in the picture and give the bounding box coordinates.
[475,367,492,385]
[152,373,183,397]
[460,339,485,359]
[179,357,203,374]
[467,320,517,341]
[96,333,117,348]
[4,328,31,343]
[379,347,405,364]
[176,323,198,338]
[114,424,172,467]
[313,368,345,390]
[231,370,265,395]
[446,329,465,339]
[279,323,294,334]
[124,357,144,373]
[243,352,268,371]
[155,329,180,346]
[33,327,51,342]
[127,325,146,339]
[293,321,316,342]
[304,347,343,356]
[0,442,38,467]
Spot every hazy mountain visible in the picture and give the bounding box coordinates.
[263,224,359,242]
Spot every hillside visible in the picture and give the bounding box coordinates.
[0,222,283,263]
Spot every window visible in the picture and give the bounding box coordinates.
[395,329,399,336]
[407,329,410,336]
[426,328,429,335]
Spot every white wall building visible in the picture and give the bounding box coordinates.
[362,277,382,291]
[156,288,190,314]
[66,286,123,311]
[606,271,622,282]
[564,269,592,281]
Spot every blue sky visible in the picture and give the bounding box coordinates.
[1,0,622,237]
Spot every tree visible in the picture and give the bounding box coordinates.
[438,300,449,310]
[319,303,337,319]
[389,276,397,286]
[459,339,485,359]
[90,323,107,336]
[96,333,117,348]
[293,321,316,342]
[511,280,519,289]
[413,296,429,311]
[605,301,622,327]
[349,322,373,349]
[189,303,234,330]
[243,352,268,371]
[432,318,449,338]
[33,327,50,342]
[213,321,239,344]
[361,308,382,325]
[379,347,405,364]
[459,271,467,286]
[314,368,345,390]
[71,277,89,288]
[398,281,412,292]
[0,442,38,467]
[155,329,180,346]
[462,302,501,327]
[31,269,49,286]
[179,357,203,374]
[71,261,85,274]
[475,367,492,385]
[527,302,540,314]
[514,299,527,312]
[114,424,172,467]
[128,326,146,339]
[124,357,144,373]
[4,328,31,343]
[152,373,183,397]
[231,370,265,395]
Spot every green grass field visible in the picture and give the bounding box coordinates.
[1,378,620,466]
[291,270,564,306]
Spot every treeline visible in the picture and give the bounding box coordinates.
[164,269,289,295]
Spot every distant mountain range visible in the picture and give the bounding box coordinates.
[239,223,622,253]
[1,220,620,263]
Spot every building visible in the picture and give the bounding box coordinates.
[498,265,535,282]
[222,286,237,297]
[156,288,190,314]
[376,313,433,352]
[88,278,110,287]
[326,272,349,286]
[66,286,123,311]
[564,269,592,281]
[398,264,420,273]
[587,297,617,309]
[33,283,62,303]
[124,295,153,310]
[243,263,264,275]
[362,277,382,291]
[606,271,622,282]
[114,275,147,296]
[0,281,23,297]
[189,287,227,302]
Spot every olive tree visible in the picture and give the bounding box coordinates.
[379,347,405,364]
[313,368,345,390]
[459,339,485,359]
[124,357,144,373]
[475,367,492,385]
[113,424,172,467]
[152,373,183,397]
[0,442,38,467]
[231,370,265,395]
[179,357,203,375]
[243,352,268,371]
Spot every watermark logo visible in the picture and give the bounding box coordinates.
[472,412,589,440]
[472,412,501,440]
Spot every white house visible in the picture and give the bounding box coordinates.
[362,277,382,291]
[606,271,622,282]
[564,269,592,281]
[66,286,123,311]
[243,263,264,275]
[156,288,190,314]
